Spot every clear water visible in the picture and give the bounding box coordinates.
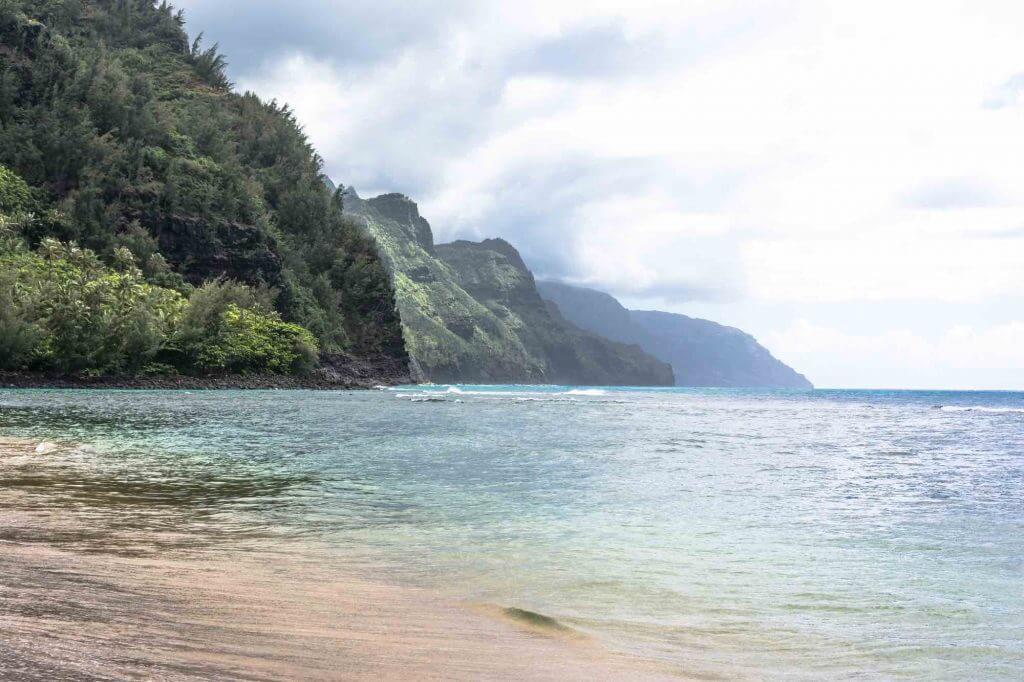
[1,386,1023,679]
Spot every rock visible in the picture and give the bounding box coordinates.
[342,189,674,386]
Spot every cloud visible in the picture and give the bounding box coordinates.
[983,72,1024,109]
[173,0,1024,387]
[901,178,1004,210]
[742,236,1024,303]
[174,0,477,77]
[766,319,1024,389]
[506,24,645,79]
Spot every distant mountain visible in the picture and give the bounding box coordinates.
[342,189,673,385]
[537,281,812,389]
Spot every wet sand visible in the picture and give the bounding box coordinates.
[0,439,678,680]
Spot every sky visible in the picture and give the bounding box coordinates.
[175,0,1024,389]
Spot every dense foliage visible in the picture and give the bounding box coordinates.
[0,0,405,376]
[0,185,318,375]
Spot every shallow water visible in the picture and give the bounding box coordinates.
[1,386,1023,679]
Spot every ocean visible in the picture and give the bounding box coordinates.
[1,386,1022,679]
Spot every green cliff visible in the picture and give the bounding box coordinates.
[0,0,407,380]
[342,188,673,385]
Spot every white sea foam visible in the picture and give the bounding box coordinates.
[564,389,607,396]
[939,405,1024,414]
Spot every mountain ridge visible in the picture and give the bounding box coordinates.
[341,187,674,385]
[537,280,812,389]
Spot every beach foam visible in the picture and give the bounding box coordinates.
[939,405,1024,414]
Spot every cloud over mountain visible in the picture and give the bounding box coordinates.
[176,0,1024,387]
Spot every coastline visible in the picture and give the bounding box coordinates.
[0,353,412,391]
[0,437,676,680]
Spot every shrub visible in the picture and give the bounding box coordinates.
[192,304,318,374]
[0,224,317,376]
[25,239,185,373]
[0,165,32,214]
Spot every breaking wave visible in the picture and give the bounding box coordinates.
[939,405,1024,414]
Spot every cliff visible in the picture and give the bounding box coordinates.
[537,281,813,389]
[343,189,673,385]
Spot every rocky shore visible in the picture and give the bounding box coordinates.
[0,353,412,391]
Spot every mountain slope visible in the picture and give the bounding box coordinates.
[0,0,407,379]
[342,188,673,385]
[537,281,812,388]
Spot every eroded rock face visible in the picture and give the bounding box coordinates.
[342,188,674,386]
[365,193,435,254]
[151,213,282,286]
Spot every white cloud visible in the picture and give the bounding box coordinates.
[767,320,1024,389]
[742,236,1024,303]
[179,0,1024,386]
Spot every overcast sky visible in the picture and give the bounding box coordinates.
[176,0,1024,389]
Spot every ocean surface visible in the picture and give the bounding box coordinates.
[1,385,1023,679]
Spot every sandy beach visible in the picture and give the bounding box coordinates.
[0,438,676,681]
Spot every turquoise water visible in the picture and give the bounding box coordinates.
[2,386,1023,679]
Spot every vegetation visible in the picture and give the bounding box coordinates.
[0,0,405,376]
[343,189,674,385]
[0,191,317,375]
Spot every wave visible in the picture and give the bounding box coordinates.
[937,403,1024,413]
[563,389,607,396]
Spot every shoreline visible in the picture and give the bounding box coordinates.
[0,354,412,391]
[0,540,675,681]
[0,438,678,680]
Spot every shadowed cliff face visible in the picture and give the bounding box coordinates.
[342,189,673,385]
[537,281,813,389]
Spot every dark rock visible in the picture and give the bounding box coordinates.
[149,213,283,287]
[0,351,410,390]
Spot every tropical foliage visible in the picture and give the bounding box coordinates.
[0,197,318,375]
[0,0,405,376]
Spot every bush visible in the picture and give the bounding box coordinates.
[0,215,318,376]
[14,238,185,373]
[0,266,44,369]
[192,304,318,374]
[0,165,32,214]
[172,279,317,374]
